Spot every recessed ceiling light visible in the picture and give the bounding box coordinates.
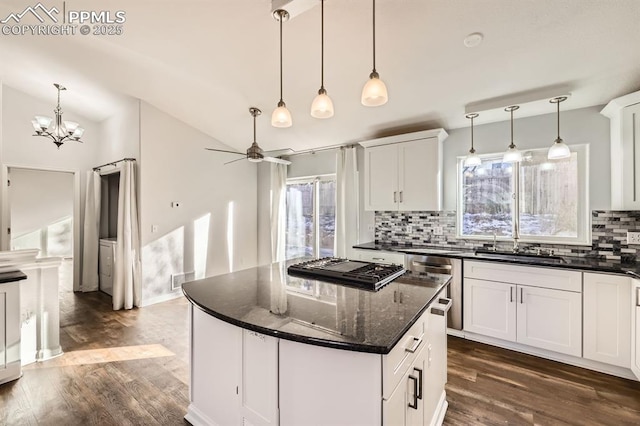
[463,32,483,48]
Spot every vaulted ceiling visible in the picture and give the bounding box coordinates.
[1,0,639,153]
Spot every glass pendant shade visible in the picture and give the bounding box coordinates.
[311,91,334,118]
[547,96,570,159]
[548,139,571,159]
[464,151,482,166]
[72,127,85,139]
[31,120,41,132]
[35,115,52,129]
[271,103,292,128]
[503,146,523,163]
[64,121,79,133]
[361,73,388,106]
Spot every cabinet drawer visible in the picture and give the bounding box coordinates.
[464,260,582,292]
[383,309,428,400]
[355,249,405,267]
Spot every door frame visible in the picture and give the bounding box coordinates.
[1,164,82,291]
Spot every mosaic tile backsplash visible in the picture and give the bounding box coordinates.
[375,210,640,263]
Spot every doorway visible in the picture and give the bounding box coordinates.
[3,166,81,291]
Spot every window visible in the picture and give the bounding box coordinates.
[285,175,336,259]
[458,145,589,244]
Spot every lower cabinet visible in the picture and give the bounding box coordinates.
[188,289,449,426]
[583,272,632,367]
[0,279,22,385]
[633,279,640,380]
[463,261,582,357]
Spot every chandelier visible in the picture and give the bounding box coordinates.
[31,83,85,149]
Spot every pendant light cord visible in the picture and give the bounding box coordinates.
[510,108,514,148]
[471,116,475,150]
[320,0,325,89]
[372,0,376,73]
[556,100,560,140]
[279,12,284,103]
[253,114,257,143]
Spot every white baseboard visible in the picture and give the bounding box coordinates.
[140,290,184,307]
[463,332,638,381]
[185,404,217,426]
[38,346,63,361]
[432,391,448,426]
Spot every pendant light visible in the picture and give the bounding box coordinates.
[503,105,522,163]
[361,0,388,106]
[272,9,292,128]
[32,83,85,149]
[547,96,571,159]
[464,113,481,166]
[310,0,334,118]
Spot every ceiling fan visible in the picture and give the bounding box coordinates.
[206,107,292,165]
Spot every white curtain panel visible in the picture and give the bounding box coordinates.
[113,161,142,310]
[335,147,359,258]
[270,162,287,262]
[81,170,101,292]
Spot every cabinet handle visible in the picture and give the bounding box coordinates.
[520,287,524,304]
[636,287,640,307]
[372,257,385,261]
[394,191,397,203]
[413,367,423,400]
[408,375,419,409]
[405,336,423,353]
[399,292,403,304]
[510,286,514,303]
[399,191,403,203]
[394,290,397,303]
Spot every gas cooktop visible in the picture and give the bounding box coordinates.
[287,257,406,291]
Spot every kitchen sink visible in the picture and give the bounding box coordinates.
[473,248,567,264]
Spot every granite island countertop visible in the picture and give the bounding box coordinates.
[354,242,640,279]
[0,270,27,284]
[182,258,451,354]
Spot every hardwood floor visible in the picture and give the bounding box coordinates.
[1,270,639,425]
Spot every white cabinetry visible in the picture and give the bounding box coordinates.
[583,273,632,368]
[601,91,640,209]
[463,261,582,357]
[354,248,405,266]
[360,129,448,212]
[632,279,640,380]
[99,238,116,296]
[0,277,22,385]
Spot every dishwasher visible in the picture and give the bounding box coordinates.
[406,254,463,334]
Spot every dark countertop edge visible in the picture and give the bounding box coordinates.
[0,270,27,284]
[353,243,640,279]
[182,277,451,355]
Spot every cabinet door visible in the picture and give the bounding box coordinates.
[364,144,399,211]
[406,347,426,426]
[424,302,448,426]
[633,280,640,380]
[463,278,516,341]
[516,286,582,357]
[584,273,631,367]
[241,330,279,426]
[621,102,640,209]
[398,138,441,211]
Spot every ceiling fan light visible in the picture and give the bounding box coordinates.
[271,103,292,128]
[35,115,52,130]
[311,91,334,118]
[361,73,388,106]
[548,139,571,159]
[248,157,263,163]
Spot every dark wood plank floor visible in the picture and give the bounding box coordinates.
[1,267,639,425]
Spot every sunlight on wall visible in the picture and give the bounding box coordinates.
[227,201,234,272]
[194,213,211,279]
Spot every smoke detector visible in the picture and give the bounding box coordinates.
[463,32,484,48]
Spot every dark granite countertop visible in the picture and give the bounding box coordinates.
[354,242,640,279]
[182,258,451,354]
[0,270,27,284]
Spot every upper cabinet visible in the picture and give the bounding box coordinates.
[601,91,640,210]
[360,129,448,211]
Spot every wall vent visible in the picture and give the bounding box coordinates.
[171,271,195,291]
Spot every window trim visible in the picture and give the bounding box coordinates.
[456,144,590,245]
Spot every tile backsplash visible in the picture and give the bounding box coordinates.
[375,210,640,263]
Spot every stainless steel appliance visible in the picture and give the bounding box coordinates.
[287,257,406,291]
[406,254,462,332]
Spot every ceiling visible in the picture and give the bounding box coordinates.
[1,0,639,153]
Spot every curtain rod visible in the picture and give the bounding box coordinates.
[93,158,136,171]
[285,143,359,157]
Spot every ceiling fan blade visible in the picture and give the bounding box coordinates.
[264,148,295,157]
[224,157,248,165]
[205,148,245,156]
[264,156,291,165]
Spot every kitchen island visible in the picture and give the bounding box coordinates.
[182,258,451,426]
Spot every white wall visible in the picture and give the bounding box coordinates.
[443,105,611,211]
[97,97,140,164]
[139,102,258,305]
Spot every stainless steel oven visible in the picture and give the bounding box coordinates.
[406,254,462,332]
